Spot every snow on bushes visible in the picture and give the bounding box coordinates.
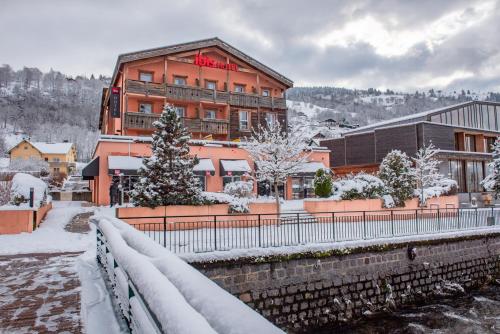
[416,178,458,203]
[331,173,384,200]
[223,181,253,199]
[379,150,416,207]
[9,173,48,207]
[200,191,250,213]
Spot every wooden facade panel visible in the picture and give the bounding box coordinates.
[420,123,455,150]
[375,124,418,162]
[322,138,346,167]
[346,133,375,165]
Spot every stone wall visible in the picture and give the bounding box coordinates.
[191,233,500,333]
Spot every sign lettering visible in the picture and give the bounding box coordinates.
[195,54,238,72]
[110,87,121,118]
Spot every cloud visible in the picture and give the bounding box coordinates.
[0,0,499,92]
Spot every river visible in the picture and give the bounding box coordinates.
[316,285,500,334]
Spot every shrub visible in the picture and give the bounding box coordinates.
[313,169,333,198]
[224,181,253,198]
[379,150,416,207]
[332,173,384,200]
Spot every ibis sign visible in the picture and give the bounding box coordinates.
[194,54,238,72]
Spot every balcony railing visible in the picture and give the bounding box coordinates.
[125,79,286,109]
[124,112,228,135]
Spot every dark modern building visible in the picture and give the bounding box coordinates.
[321,101,500,195]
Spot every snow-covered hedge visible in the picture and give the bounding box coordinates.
[332,173,385,200]
[200,192,250,213]
[223,181,254,199]
[415,178,458,203]
[9,173,48,208]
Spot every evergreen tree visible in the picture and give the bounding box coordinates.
[313,168,333,198]
[482,137,500,198]
[379,150,416,207]
[130,104,201,208]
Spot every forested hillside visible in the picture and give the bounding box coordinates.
[0,64,109,161]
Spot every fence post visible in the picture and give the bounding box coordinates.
[457,208,461,230]
[437,208,441,231]
[475,207,478,228]
[363,211,367,239]
[214,215,217,250]
[296,213,301,244]
[415,209,419,235]
[258,214,261,247]
[163,216,166,248]
[331,212,336,241]
[391,210,394,236]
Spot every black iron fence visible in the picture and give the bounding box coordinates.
[118,207,500,254]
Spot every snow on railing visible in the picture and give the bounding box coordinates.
[93,215,283,334]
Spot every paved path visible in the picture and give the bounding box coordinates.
[0,252,83,333]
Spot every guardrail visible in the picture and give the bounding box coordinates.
[118,207,500,254]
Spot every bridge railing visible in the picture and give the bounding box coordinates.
[117,207,500,254]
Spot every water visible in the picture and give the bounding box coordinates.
[317,285,500,334]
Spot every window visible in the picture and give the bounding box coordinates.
[44,158,48,162]
[174,106,185,118]
[53,157,60,162]
[53,167,60,173]
[265,112,277,127]
[139,71,153,82]
[485,137,496,153]
[234,84,245,93]
[262,88,270,97]
[24,146,28,150]
[464,135,476,152]
[204,109,216,119]
[173,76,187,85]
[139,103,153,114]
[222,176,241,188]
[239,111,249,130]
[205,80,217,90]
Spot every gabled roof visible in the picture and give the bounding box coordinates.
[8,139,74,155]
[110,37,293,88]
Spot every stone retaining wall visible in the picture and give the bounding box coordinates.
[191,233,500,333]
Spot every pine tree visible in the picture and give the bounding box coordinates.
[379,150,416,207]
[130,104,201,208]
[314,168,333,198]
[482,137,500,198]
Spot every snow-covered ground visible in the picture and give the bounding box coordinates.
[0,202,126,333]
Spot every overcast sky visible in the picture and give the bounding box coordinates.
[2,0,500,92]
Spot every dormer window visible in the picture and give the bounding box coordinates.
[173,76,187,85]
[139,71,153,82]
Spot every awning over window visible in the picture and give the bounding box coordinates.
[194,158,215,176]
[220,159,252,176]
[108,156,143,176]
[293,161,329,176]
[82,156,99,180]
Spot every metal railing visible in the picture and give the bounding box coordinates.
[118,207,500,254]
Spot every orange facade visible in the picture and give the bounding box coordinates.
[86,39,330,205]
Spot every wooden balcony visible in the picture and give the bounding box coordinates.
[124,112,228,135]
[125,79,286,109]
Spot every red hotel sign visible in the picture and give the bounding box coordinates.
[195,54,238,71]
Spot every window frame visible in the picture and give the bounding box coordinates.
[204,109,217,120]
[139,102,153,114]
[173,75,187,86]
[234,83,246,93]
[139,71,154,83]
[261,88,271,97]
[174,106,186,118]
[265,112,278,127]
[239,110,250,131]
[205,80,217,90]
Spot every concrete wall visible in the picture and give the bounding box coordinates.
[192,233,500,333]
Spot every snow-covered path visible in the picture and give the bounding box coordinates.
[0,201,126,334]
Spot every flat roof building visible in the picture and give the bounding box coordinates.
[321,101,500,194]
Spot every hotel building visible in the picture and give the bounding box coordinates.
[321,101,500,199]
[84,38,330,205]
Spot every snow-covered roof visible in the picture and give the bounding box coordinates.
[108,156,143,170]
[220,160,251,172]
[31,142,74,154]
[296,161,328,174]
[193,158,215,172]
